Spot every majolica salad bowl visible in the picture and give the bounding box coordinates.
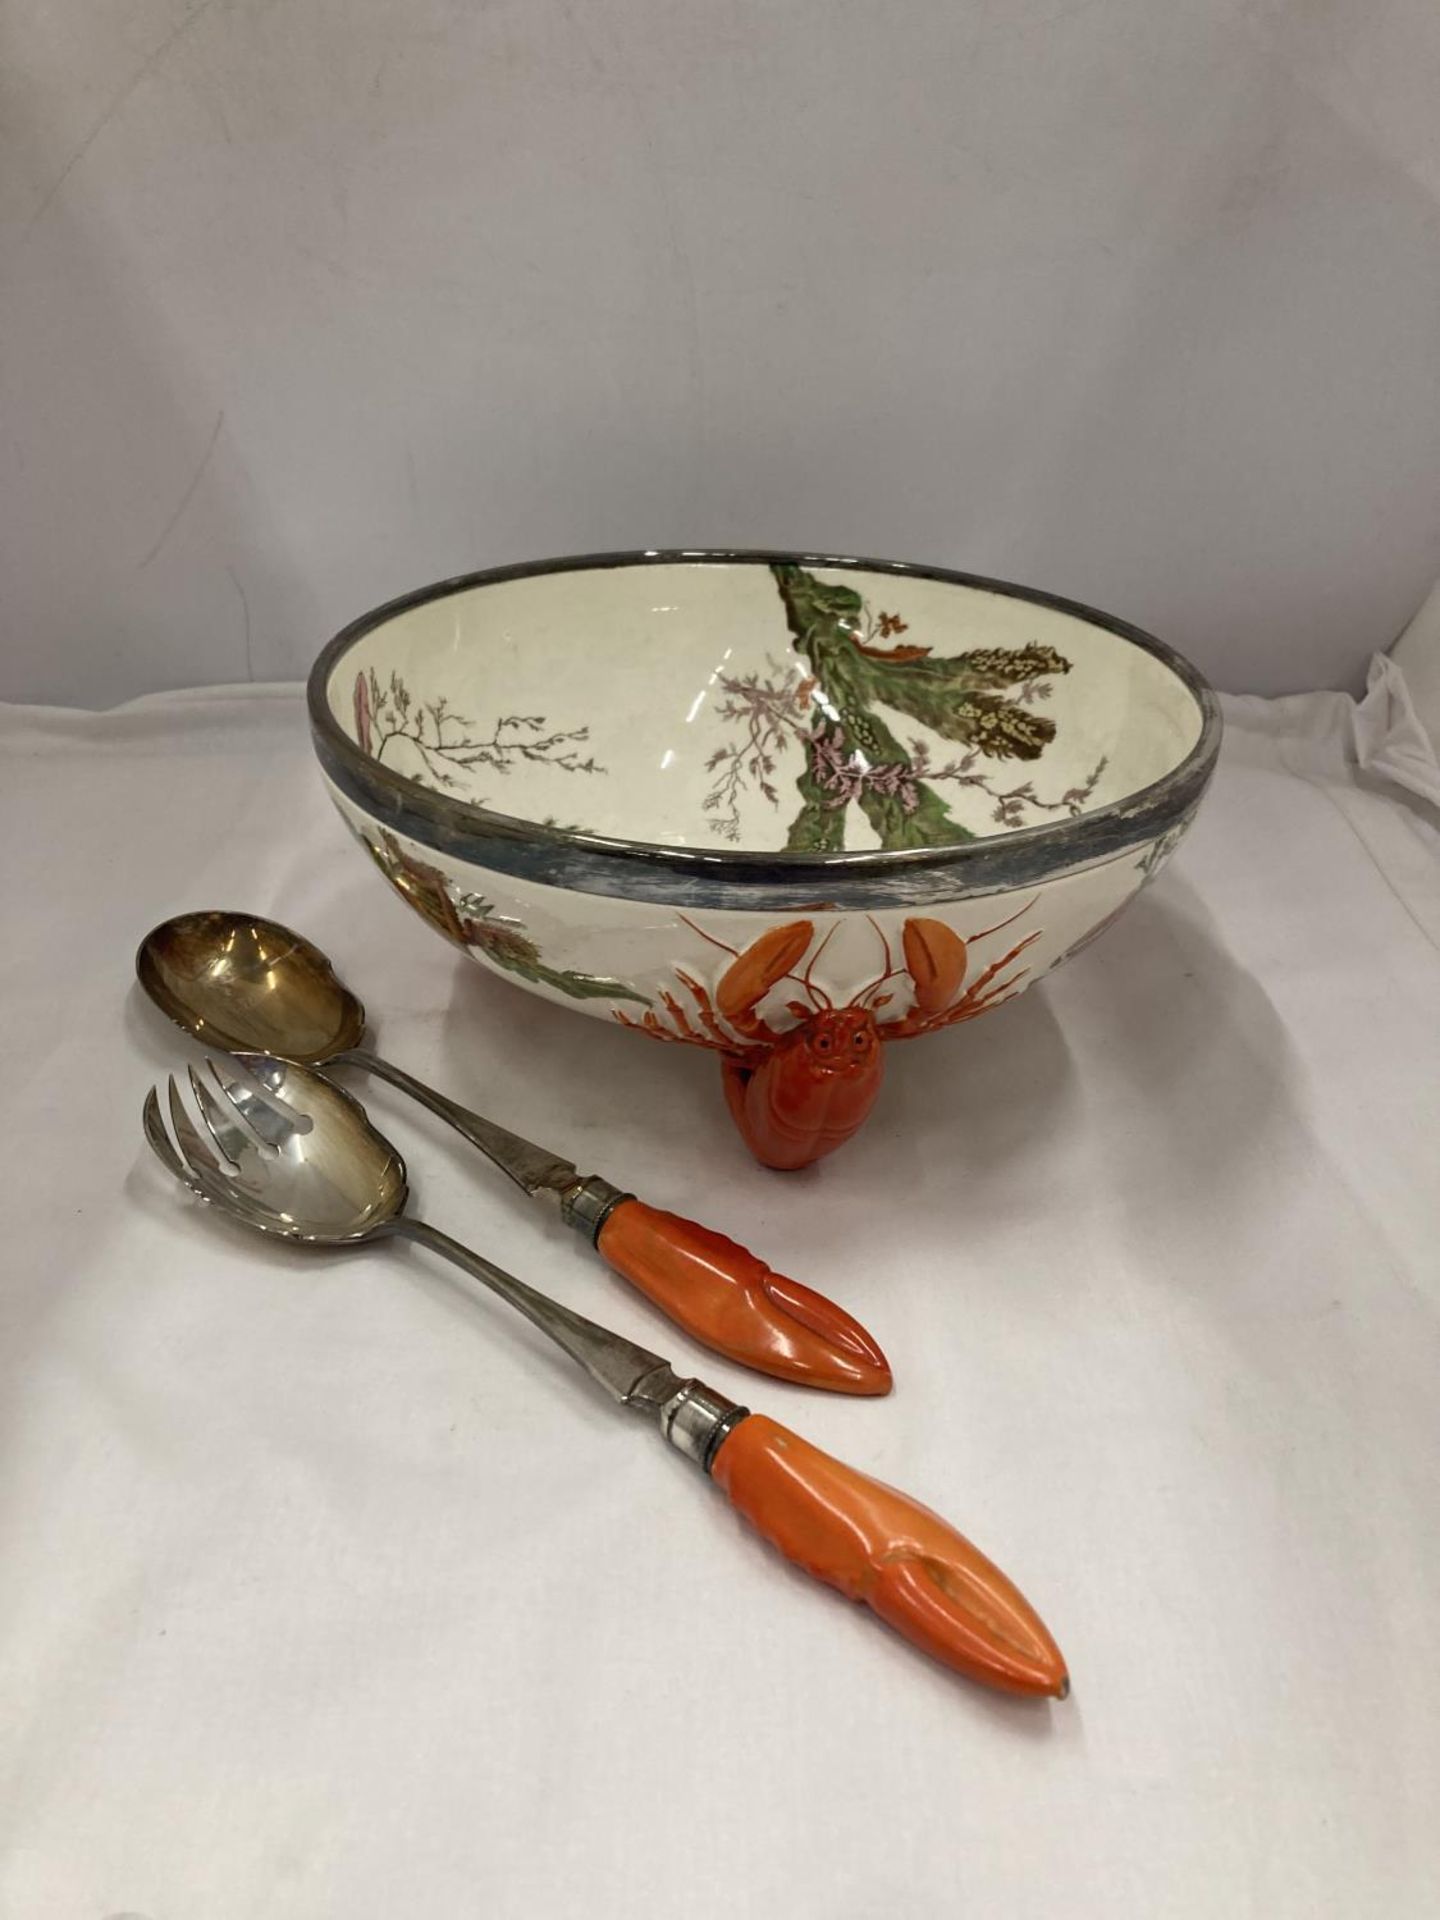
[308,550,1221,1168]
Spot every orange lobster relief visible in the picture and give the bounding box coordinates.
[616,902,1041,1169]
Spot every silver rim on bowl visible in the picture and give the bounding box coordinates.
[308,548,1223,911]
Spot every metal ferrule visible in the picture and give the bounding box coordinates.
[560,1174,631,1244]
[657,1378,749,1474]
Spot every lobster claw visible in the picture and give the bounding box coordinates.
[754,1266,892,1385]
[710,1414,1069,1698]
[867,1549,1069,1700]
[595,1200,891,1394]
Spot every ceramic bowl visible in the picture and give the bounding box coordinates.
[309,550,1221,1168]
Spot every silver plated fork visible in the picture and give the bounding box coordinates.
[140,1053,1070,1699]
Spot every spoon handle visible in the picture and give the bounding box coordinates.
[337,1047,891,1396]
[593,1200,891,1396]
[335,1046,578,1192]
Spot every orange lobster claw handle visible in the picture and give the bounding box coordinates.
[710,1415,1068,1698]
[597,1201,891,1395]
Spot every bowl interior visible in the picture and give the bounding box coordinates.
[326,559,1205,854]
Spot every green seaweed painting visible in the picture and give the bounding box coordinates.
[701,564,1107,851]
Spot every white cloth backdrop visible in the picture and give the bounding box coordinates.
[1,678,1438,1917]
[4,0,1440,706]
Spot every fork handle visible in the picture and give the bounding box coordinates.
[709,1415,1069,1698]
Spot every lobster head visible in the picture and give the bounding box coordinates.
[785,1004,880,1079]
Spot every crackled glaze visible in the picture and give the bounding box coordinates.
[312,552,1218,1164]
[326,560,1203,854]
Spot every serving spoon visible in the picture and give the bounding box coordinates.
[143,1053,1068,1701]
[136,910,890,1395]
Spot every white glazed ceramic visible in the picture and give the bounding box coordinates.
[309,551,1220,1164]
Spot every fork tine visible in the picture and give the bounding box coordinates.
[143,1085,194,1186]
[188,1062,265,1166]
[145,1085,247,1212]
[206,1054,310,1147]
[168,1073,227,1178]
[145,1078,300,1238]
[174,1073,283,1217]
